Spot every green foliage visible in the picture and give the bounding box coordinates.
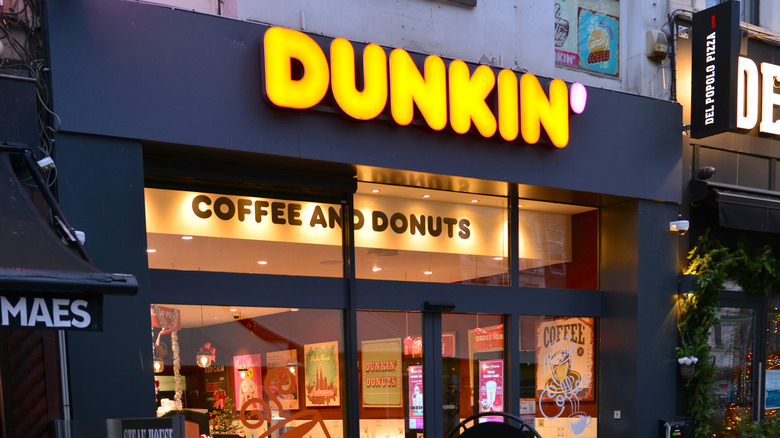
[734,412,780,437]
[678,233,780,438]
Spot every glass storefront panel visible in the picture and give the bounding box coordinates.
[355,183,509,285]
[768,299,780,415]
[440,313,504,433]
[516,199,598,289]
[145,188,344,277]
[357,311,424,438]
[150,304,345,438]
[519,316,597,437]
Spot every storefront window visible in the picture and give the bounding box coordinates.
[145,188,344,277]
[355,183,509,285]
[440,313,504,433]
[519,316,597,437]
[150,304,345,438]
[357,311,424,438]
[516,200,598,289]
[768,299,780,416]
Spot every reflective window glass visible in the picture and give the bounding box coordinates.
[145,188,344,277]
[150,304,345,438]
[355,183,509,284]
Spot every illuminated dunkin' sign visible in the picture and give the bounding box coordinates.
[262,27,588,148]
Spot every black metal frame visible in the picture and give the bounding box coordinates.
[445,412,543,438]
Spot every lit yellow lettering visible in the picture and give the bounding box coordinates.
[520,74,569,148]
[264,27,329,109]
[389,49,447,131]
[449,61,496,137]
[497,69,519,141]
[330,39,388,120]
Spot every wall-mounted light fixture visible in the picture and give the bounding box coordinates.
[153,357,164,373]
[697,166,716,180]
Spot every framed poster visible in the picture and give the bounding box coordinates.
[361,338,403,408]
[233,354,262,412]
[535,317,594,401]
[304,341,340,407]
[478,359,504,416]
[554,0,619,76]
[766,369,780,410]
[267,349,299,411]
[408,365,424,430]
[468,324,503,400]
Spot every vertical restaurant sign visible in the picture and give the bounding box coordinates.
[267,350,299,410]
[408,365,424,429]
[535,317,594,401]
[233,354,263,412]
[361,338,403,408]
[690,0,740,139]
[304,341,340,407]
[262,27,588,148]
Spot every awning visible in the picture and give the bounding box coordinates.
[690,180,780,233]
[1,143,137,330]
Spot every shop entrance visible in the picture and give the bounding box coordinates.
[710,293,768,430]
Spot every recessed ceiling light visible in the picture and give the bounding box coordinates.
[471,199,479,203]
[257,260,268,265]
[230,308,238,312]
[181,235,193,240]
[422,194,431,198]
[372,267,382,272]
[493,257,504,261]
[146,249,157,253]
[371,189,380,193]
[518,204,524,208]
[423,271,433,275]
[290,308,299,312]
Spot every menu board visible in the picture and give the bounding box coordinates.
[267,350,299,411]
[362,338,403,408]
[408,365,424,430]
[305,341,341,407]
[478,359,504,418]
[233,354,262,412]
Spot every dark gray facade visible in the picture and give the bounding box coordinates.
[44,1,684,437]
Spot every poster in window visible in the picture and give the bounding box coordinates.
[361,338,403,408]
[233,354,263,412]
[304,341,340,407]
[467,324,503,400]
[554,0,619,77]
[408,365,424,430]
[267,349,299,411]
[478,359,504,419]
[535,317,594,401]
[766,370,780,409]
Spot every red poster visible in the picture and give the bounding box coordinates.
[408,365,424,430]
[474,325,503,351]
[478,359,504,420]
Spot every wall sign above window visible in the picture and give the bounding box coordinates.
[262,27,587,148]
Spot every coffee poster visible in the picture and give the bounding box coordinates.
[535,317,594,401]
[267,349,299,411]
[304,341,340,407]
[554,0,619,76]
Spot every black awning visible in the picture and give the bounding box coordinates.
[0,144,138,296]
[691,180,780,233]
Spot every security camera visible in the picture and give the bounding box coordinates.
[233,313,240,320]
[669,220,690,236]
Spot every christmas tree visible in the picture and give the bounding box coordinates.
[209,396,246,437]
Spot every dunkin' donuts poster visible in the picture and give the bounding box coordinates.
[535,317,594,401]
[554,0,619,76]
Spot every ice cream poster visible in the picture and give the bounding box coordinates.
[478,360,504,417]
[535,317,594,401]
[304,341,340,407]
[233,354,262,412]
[266,349,299,411]
[578,8,619,75]
[408,365,424,429]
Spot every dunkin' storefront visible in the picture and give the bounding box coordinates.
[44,1,682,438]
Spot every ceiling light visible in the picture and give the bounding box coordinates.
[518,204,524,208]
[493,257,504,261]
[147,249,157,253]
[372,267,382,272]
[257,260,268,265]
[230,308,238,312]
[423,271,433,275]
[471,199,478,203]
[422,194,431,198]
[181,235,193,240]
[290,308,299,312]
[372,189,380,193]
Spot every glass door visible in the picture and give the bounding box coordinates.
[710,294,767,432]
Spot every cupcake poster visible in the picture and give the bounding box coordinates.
[578,8,619,76]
